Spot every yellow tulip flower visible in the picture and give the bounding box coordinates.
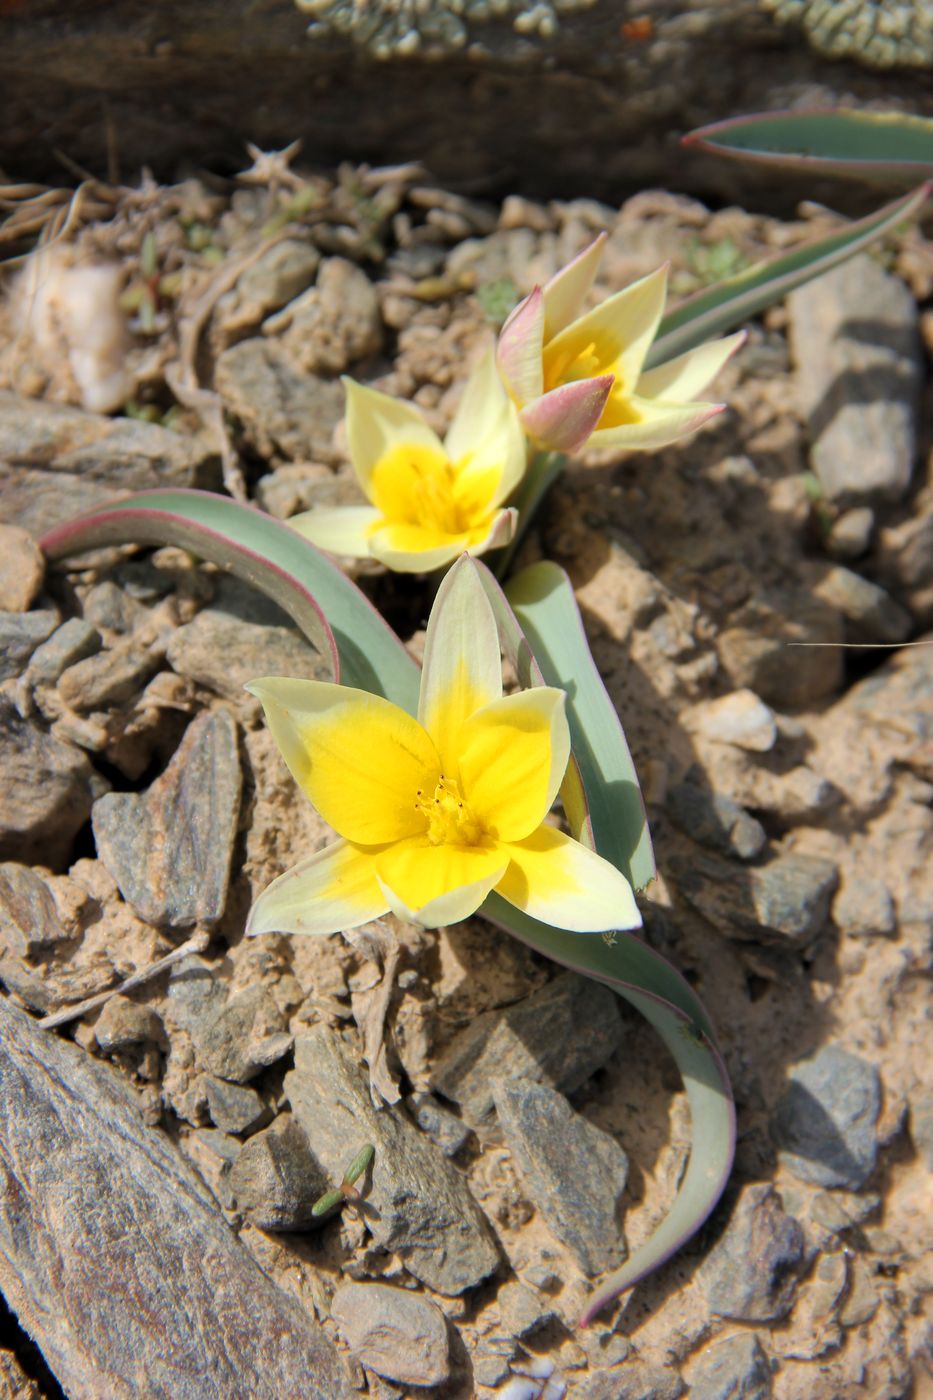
[246,556,640,936]
[497,233,744,455]
[289,349,526,573]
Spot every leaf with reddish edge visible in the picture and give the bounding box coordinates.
[40,488,418,711]
[475,561,733,1327]
[647,183,930,368]
[41,496,733,1326]
[683,108,933,180]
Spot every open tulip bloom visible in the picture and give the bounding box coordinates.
[289,349,526,573]
[246,557,640,938]
[496,233,745,456]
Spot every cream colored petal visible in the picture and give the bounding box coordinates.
[451,396,527,511]
[418,554,502,771]
[367,522,466,573]
[246,839,388,937]
[542,231,606,340]
[544,264,668,394]
[464,508,517,557]
[635,330,745,403]
[444,345,507,464]
[587,397,724,453]
[457,688,569,842]
[375,837,507,928]
[343,376,446,498]
[288,505,381,558]
[246,677,437,844]
[496,287,545,406]
[497,825,641,931]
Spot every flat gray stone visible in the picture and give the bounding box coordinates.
[788,256,921,505]
[832,877,896,939]
[688,1333,772,1400]
[495,1280,556,1339]
[285,1026,498,1295]
[812,565,912,644]
[215,338,345,463]
[674,852,838,946]
[164,954,226,1033]
[166,608,326,699]
[228,1115,328,1229]
[331,1282,450,1387]
[198,986,293,1085]
[770,1045,881,1189]
[92,708,241,929]
[94,995,164,1052]
[430,972,623,1122]
[59,641,158,711]
[203,1075,267,1135]
[718,589,843,707]
[0,610,59,681]
[699,1185,805,1322]
[0,392,218,535]
[574,1364,684,1400]
[666,777,766,860]
[493,1078,628,1277]
[0,862,72,957]
[27,618,102,685]
[0,698,100,865]
[0,997,351,1399]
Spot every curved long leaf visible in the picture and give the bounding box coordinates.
[683,108,933,180]
[503,560,655,893]
[483,893,734,1326]
[646,183,930,368]
[40,489,420,712]
[41,492,732,1323]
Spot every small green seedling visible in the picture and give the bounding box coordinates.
[311,1143,375,1221]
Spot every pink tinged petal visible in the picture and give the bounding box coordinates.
[635,330,746,403]
[496,286,545,406]
[497,825,642,932]
[374,838,508,929]
[343,376,446,500]
[457,688,570,842]
[418,555,503,768]
[542,231,607,340]
[244,677,438,844]
[246,839,388,938]
[288,505,381,558]
[367,523,466,574]
[519,374,614,454]
[587,397,724,453]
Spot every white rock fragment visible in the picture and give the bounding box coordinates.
[13,247,133,413]
[683,689,778,752]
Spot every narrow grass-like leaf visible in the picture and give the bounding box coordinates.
[683,108,933,180]
[646,183,930,368]
[483,893,734,1325]
[503,560,655,892]
[39,489,420,712]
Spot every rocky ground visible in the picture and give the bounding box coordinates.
[0,158,931,1399]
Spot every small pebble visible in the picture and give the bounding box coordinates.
[832,877,896,938]
[331,1281,450,1388]
[0,525,44,612]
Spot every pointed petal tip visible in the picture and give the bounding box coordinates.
[520,373,614,454]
